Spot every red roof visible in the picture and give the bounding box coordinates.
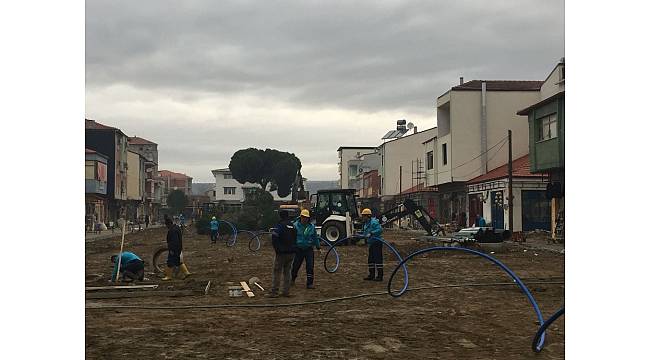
[466,154,543,184]
[159,170,191,179]
[85,118,117,130]
[452,80,543,92]
[128,136,157,145]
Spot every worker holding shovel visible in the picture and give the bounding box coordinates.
[361,208,384,282]
[291,209,320,289]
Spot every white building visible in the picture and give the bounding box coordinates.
[379,127,437,197]
[424,78,543,222]
[337,147,377,189]
[211,168,292,210]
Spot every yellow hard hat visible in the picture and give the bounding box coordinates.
[212,216,216,220]
[300,209,310,217]
[361,208,372,215]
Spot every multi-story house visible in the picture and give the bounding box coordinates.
[126,150,146,220]
[337,147,376,189]
[85,119,130,222]
[379,126,436,197]
[159,170,193,208]
[517,59,565,239]
[85,148,109,224]
[347,151,381,196]
[128,136,163,221]
[424,78,543,224]
[211,168,292,212]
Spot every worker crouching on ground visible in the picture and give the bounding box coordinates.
[110,251,144,282]
[291,209,320,289]
[209,216,220,244]
[361,208,384,281]
[163,217,192,280]
[268,210,297,298]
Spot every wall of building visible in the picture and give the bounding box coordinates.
[126,151,142,200]
[540,63,565,100]
[484,91,537,175]
[381,128,436,196]
[434,90,538,184]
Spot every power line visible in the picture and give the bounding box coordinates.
[455,138,508,179]
[435,135,508,175]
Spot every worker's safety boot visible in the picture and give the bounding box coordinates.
[374,268,384,282]
[162,266,174,281]
[178,263,192,279]
[363,267,375,281]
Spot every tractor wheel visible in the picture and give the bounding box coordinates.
[322,221,347,245]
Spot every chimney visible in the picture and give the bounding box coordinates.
[460,77,464,85]
[413,126,418,133]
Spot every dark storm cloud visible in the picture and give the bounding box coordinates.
[86,0,564,114]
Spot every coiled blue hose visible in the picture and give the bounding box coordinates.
[323,235,409,295]
[218,220,239,247]
[532,306,564,352]
[387,246,547,352]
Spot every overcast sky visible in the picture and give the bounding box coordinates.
[86,0,564,182]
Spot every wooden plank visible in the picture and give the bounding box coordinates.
[85,290,195,300]
[240,281,252,292]
[245,291,255,298]
[86,285,159,291]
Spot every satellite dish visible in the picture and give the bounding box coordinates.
[407,122,414,129]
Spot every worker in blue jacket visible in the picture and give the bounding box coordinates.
[110,251,144,282]
[209,216,220,244]
[291,209,320,289]
[361,208,384,281]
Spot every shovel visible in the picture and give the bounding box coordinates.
[248,276,264,291]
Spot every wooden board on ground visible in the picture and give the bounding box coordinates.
[240,281,254,297]
[240,281,251,292]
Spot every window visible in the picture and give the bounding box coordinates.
[85,161,96,179]
[426,151,434,170]
[224,173,233,179]
[538,114,558,141]
[442,143,448,165]
[223,187,236,195]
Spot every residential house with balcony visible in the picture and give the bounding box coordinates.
[211,168,292,212]
[425,78,543,223]
[517,59,565,240]
[85,119,130,222]
[85,148,109,224]
[348,151,381,196]
[337,147,376,189]
[128,136,163,221]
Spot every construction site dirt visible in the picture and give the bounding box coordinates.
[86,226,565,359]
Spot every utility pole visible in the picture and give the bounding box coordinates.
[507,130,513,231]
[399,165,402,229]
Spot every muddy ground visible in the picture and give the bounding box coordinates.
[86,226,565,359]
